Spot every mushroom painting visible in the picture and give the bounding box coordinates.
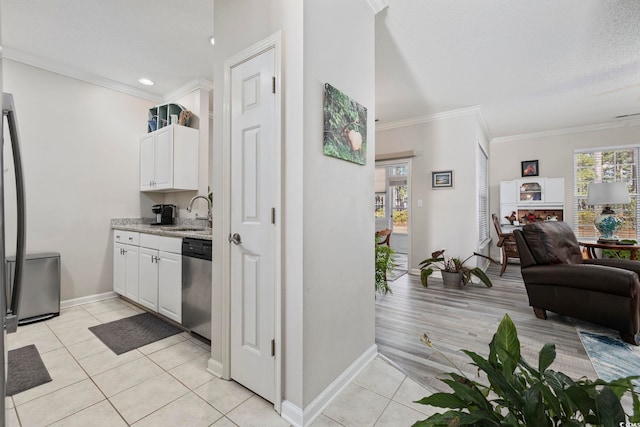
[323,83,368,165]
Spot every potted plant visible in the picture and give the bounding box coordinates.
[375,236,396,294]
[419,249,495,288]
[413,314,640,426]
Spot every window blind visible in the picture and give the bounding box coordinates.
[478,145,489,243]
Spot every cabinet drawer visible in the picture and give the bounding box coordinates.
[114,230,140,245]
[139,234,182,254]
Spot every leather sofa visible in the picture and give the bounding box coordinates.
[514,221,640,345]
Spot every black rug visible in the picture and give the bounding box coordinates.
[89,313,182,355]
[7,344,52,396]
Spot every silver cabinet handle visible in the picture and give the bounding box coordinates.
[228,233,242,245]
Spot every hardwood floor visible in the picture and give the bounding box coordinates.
[375,262,597,394]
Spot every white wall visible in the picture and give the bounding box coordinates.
[302,0,376,407]
[212,0,375,413]
[376,112,487,271]
[2,60,154,301]
[490,123,640,252]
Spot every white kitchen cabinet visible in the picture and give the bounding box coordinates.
[138,247,159,311]
[113,232,140,302]
[138,235,182,323]
[140,124,198,192]
[158,251,182,323]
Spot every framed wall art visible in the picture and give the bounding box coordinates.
[323,83,367,165]
[432,170,453,189]
[521,160,539,177]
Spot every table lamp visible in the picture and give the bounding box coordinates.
[586,182,630,242]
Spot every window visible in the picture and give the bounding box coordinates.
[478,145,489,243]
[574,146,639,239]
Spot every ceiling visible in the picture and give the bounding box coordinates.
[0,0,214,101]
[376,0,640,138]
[2,1,639,139]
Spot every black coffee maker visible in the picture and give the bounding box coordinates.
[151,204,175,225]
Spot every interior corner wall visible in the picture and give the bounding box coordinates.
[376,114,481,272]
[489,124,640,257]
[2,59,154,301]
[301,0,375,408]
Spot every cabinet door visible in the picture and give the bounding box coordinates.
[113,243,126,296]
[545,178,565,203]
[500,181,517,204]
[140,133,155,191]
[138,247,159,311]
[124,244,140,302]
[158,251,182,323]
[153,127,173,190]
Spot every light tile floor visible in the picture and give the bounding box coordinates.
[7,297,437,426]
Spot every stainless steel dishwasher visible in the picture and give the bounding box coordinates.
[182,238,212,340]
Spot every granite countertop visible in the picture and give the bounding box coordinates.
[111,218,212,240]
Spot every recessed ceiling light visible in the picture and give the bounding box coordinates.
[138,78,155,86]
[209,36,215,46]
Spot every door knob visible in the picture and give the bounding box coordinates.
[228,233,242,245]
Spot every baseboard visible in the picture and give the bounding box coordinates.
[409,268,421,276]
[281,343,378,427]
[207,358,224,378]
[60,291,118,309]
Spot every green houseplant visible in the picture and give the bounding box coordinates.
[414,314,640,426]
[375,236,396,294]
[419,250,495,288]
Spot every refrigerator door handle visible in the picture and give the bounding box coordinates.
[2,93,26,334]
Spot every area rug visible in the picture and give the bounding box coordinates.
[7,344,52,396]
[576,325,640,389]
[89,312,182,355]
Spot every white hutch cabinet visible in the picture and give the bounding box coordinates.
[500,177,565,225]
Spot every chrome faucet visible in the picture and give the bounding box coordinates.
[187,195,212,228]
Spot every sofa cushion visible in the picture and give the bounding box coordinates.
[522,221,583,265]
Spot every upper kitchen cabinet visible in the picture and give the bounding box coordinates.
[140,124,198,192]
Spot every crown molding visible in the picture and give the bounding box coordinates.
[376,105,492,140]
[366,0,388,14]
[163,78,214,102]
[3,47,163,103]
[491,118,640,144]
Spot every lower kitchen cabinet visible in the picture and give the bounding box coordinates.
[113,234,140,302]
[138,247,182,323]
[138,247,159,312]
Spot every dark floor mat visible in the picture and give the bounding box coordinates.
[89,312,182,355]
[7,344,52,396]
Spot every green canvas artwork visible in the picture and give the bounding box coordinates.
[323,83,367,165]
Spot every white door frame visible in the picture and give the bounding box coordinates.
[220,32,282,412]
[375,158,412,262]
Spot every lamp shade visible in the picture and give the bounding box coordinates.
[587,182,630,206]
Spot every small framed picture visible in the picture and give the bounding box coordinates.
[521,160,539,177]
[432,170,453,189]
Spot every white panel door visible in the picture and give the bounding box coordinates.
[124,244,139,302]
[154,126,173,189]
[140,134,155,190]
[138,247,158,311]
[230,47,276,403]
[158,251,182,323]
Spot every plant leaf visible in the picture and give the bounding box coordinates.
[415,392,466,409]
[595,386,625,425]
[493,314,520,376]
[522,382,549,427]
[538,343,556,374]
[421,269,432,287]
[469,267,493,287]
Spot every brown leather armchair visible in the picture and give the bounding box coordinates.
[514,221,640,345]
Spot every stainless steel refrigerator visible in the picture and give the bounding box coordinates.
[1,91,27,425]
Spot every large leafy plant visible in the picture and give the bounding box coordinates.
[414,314,640,426]
[375,236,396,294]
[419,250,495,287]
